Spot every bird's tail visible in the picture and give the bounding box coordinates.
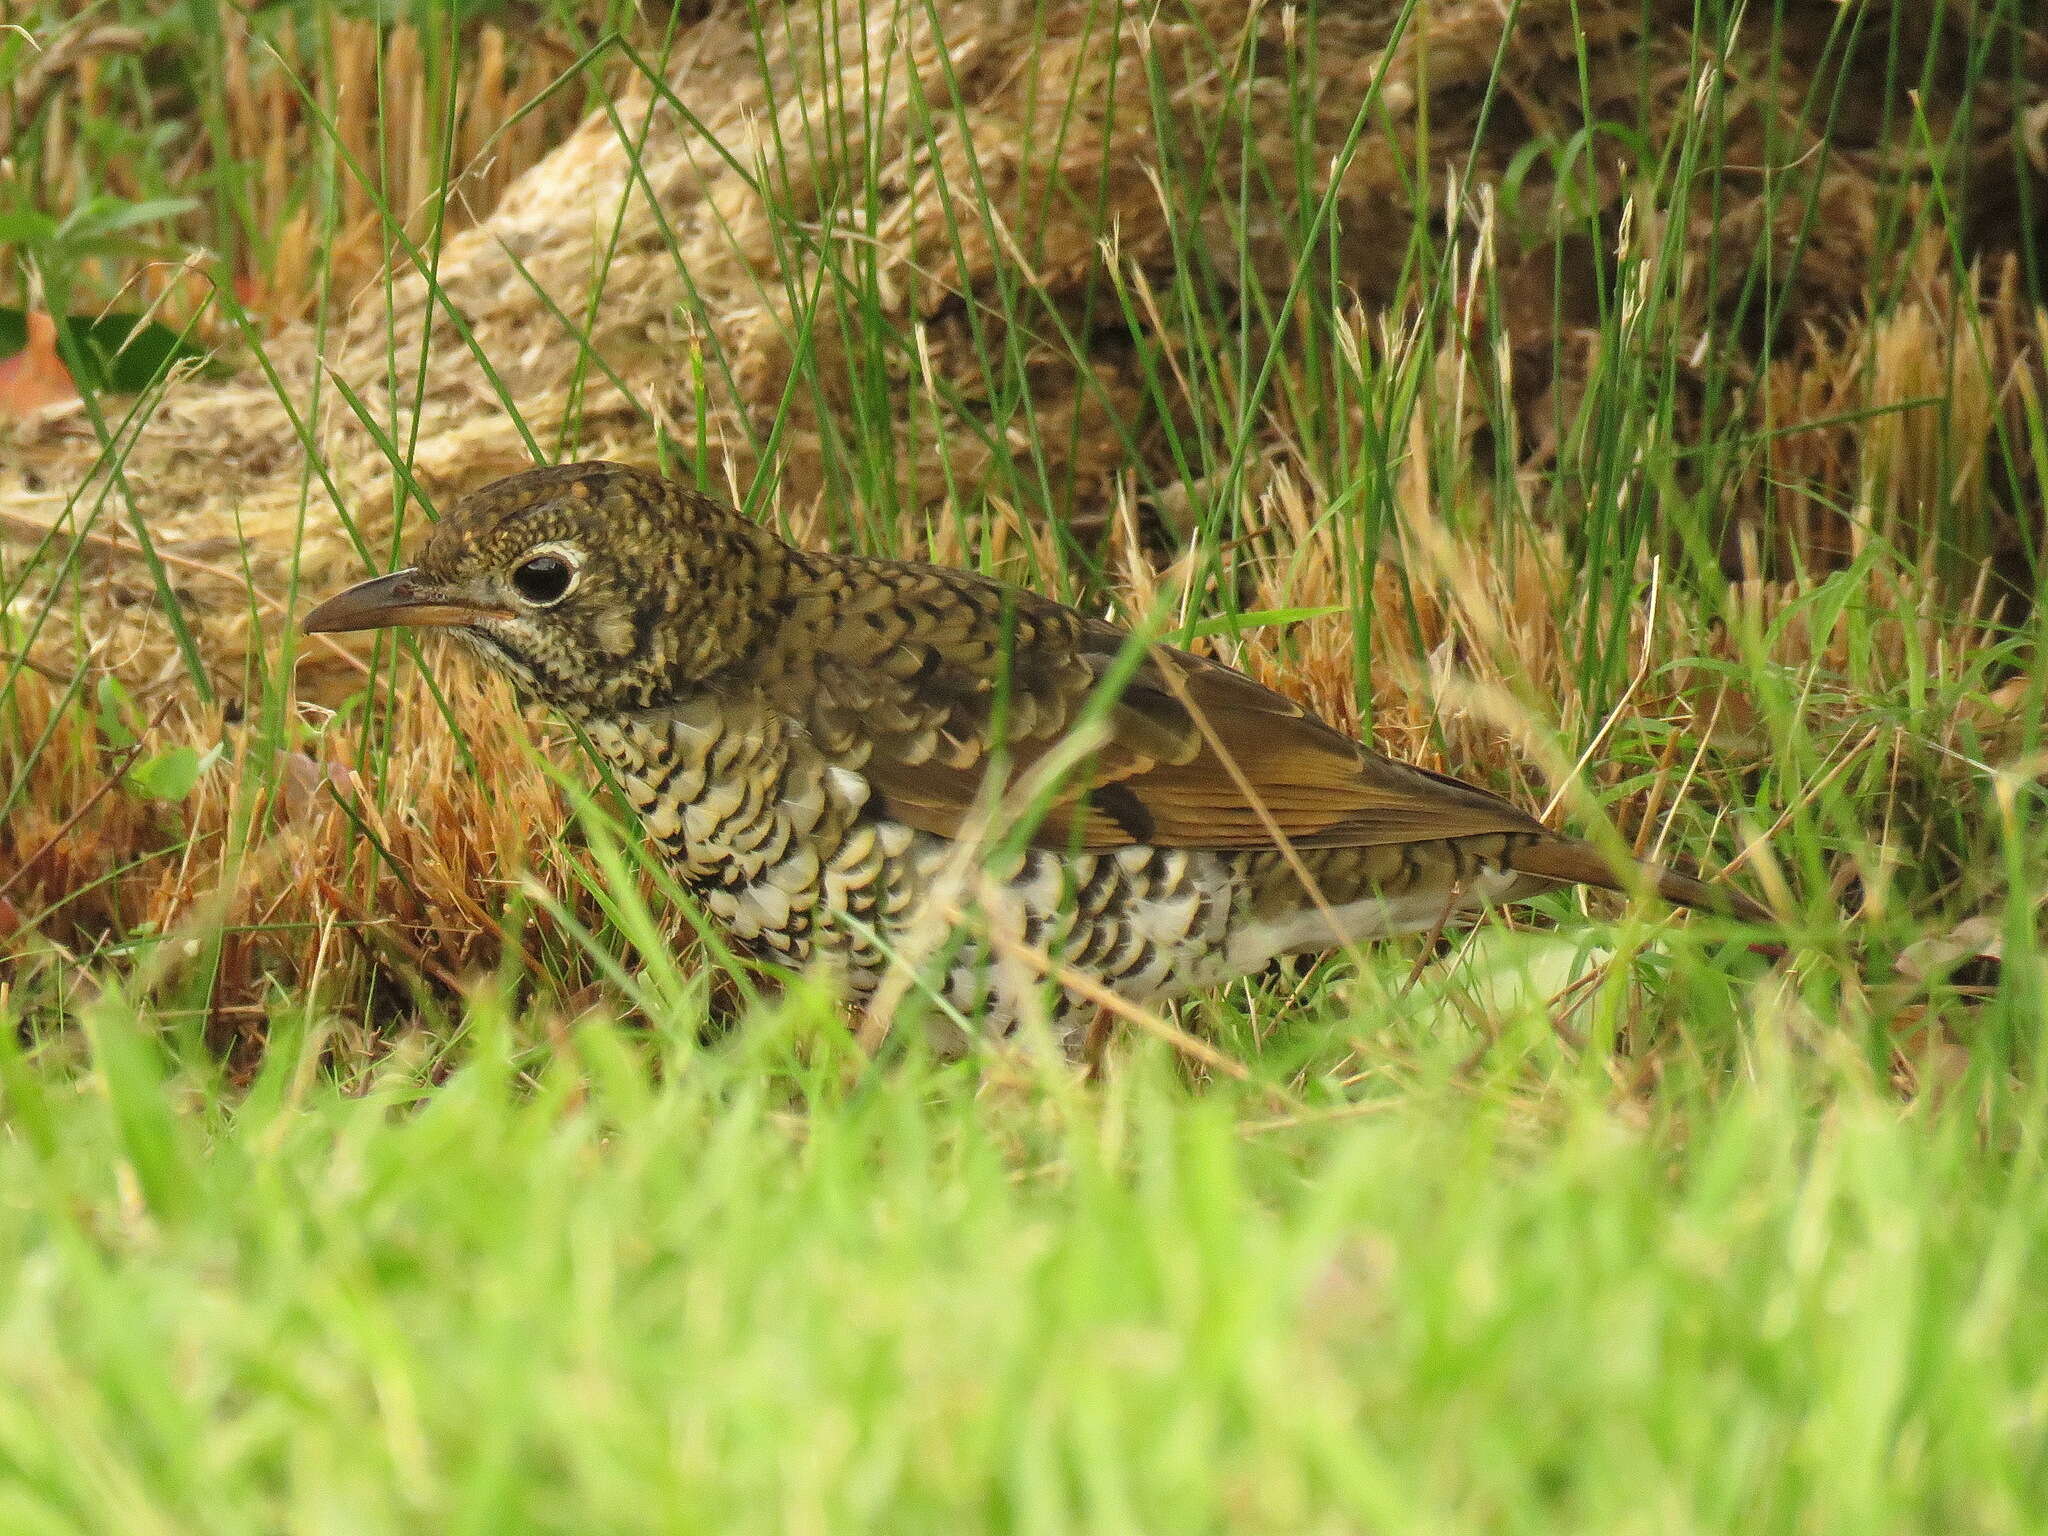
[1508,836,1772,925]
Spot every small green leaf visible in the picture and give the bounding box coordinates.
[127,746,205,802]
[54,194,199,248]
[0,211,59,245]
[95,675,140,750]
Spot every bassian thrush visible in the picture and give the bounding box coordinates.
[303,461,1768,1047]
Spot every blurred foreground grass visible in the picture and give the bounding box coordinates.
[5,981,2047,1531]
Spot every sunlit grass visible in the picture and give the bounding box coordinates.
[4,980,2046,1529]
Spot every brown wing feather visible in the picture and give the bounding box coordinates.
[763,557,1548,854]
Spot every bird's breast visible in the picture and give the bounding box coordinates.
[582,699,878,928]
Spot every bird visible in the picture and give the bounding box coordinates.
[302,460,1769,1050]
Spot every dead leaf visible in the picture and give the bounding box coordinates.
[1896,914,2004,990]
[0,312,79,416]
[273,750,358,821]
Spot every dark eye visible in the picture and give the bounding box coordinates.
[512,552,574,606]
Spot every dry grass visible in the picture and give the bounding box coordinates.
[3,5,616,324]
[1,658,637,1052]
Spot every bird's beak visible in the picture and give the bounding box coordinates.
[301,568,508,634]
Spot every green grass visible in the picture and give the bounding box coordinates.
[5,987,2048,1532]
[4,0,2048,1527]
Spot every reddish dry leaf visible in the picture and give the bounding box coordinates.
[0,312,79,416]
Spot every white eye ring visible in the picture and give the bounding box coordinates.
[510,542,581,607]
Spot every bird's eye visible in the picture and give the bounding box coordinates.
[511,551,576,606]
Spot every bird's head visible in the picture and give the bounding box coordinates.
[302,461,788,714]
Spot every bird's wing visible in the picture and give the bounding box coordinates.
[759,558,1549,854]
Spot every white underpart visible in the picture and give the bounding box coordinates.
[1222,865,1528,980]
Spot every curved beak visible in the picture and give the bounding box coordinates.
[301,568,508,634]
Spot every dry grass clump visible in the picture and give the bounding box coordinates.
[0,653,685,1052]
[1,4,618,325]
[1759,245,2048,584]
[220,14,603,324]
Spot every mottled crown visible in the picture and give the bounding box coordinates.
[417,461,792,713]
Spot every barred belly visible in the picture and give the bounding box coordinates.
[837,837,1250,1040]
[830,833,1534,1041]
